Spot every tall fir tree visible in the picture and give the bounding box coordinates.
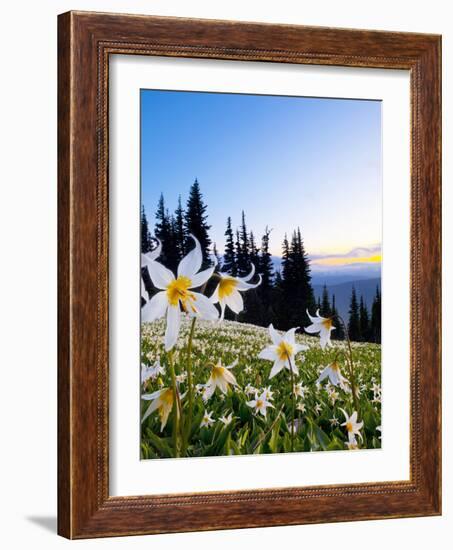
[320,284,331,317]
[154,193,173,268]
[212,242,222,271]
[371,285,382,343]
[174,195,186,260]
[249,231,259,268]
[280,228,315,330]
[239,230,261,325]
[223,217,237,275]
[348,286,361,341]
[184,178,212,267]
[274,270,283,288]
[235,229,241,270]
[236,211,251,276]
[253,227,275,327]
[359,295,370,342]
[259,227,274,291]
[331,294,344,340]
[165,213,180,273]
[140,205,152,253]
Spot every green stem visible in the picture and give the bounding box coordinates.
[336,315,360,415]
[251,404,284,453]
[182,317,197,455]
[287,355,296,452]
[167,350,180,458]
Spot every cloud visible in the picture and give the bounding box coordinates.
[309,245,381,268]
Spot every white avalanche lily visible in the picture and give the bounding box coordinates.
[141,359,165,384]
[258,324,308,379]
[141,234,219,350]
[141,239,162,302]
[340,409,363,442]
[203,359,238,402]
[200,410,215,428]
[317,361,350,391]
[219,412,234,426]
[305,309,335,349]
[345,437,359,450]
[210,264,261,320]
[246,391,274,418]
[141,387,175,431]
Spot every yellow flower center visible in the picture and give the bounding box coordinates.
[346,421,353,432]
[158,389,174,419]
[256,399,264,408]
[331,362,340,372]
[166,276,196,311]
[160,388,174,406]
[218,277,238,300]
[276,341,294,361]
[322,318,333,330]
[211,364,226,380]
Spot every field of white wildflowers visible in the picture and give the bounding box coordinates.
[140,317,381,459]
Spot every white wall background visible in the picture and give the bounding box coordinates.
[0,1,449,548]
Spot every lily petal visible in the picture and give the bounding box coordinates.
[141,239,162,266]
[147,260,175,290]
[304,323,319,334]
[224,289,244,314]
[178,234,202,279]
[269,359,285,379]
[258,346,277,361]
[285,327,299,345]
[165,305,181,351]
[239,263,255,282]
[268,324,281,346]
[235,274,262,291]
[141,291,168,323]
[191,292,219,321]
[190,265,215,288]
[141,278,148,301]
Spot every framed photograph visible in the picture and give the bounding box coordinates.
[58,11,441,538]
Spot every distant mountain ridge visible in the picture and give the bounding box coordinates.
[312,278,381,320]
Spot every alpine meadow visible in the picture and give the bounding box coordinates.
[140,90,382,459]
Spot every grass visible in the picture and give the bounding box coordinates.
[140,318,381,459]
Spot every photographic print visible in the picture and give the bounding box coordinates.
[140,89,382,459]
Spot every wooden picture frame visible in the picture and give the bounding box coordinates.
[58,11,441,539]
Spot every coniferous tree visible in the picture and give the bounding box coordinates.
[274,270,283,288]
[348,286,361,341]
[141,205,152,253]
[254,227,275,326]
[259,227,274,290]
[184,178,211,267]
[174,195,186,260]
[371,285,382,343]
[249,231,259,269]
[235,229,241,270]
[223,217,237,275]
[321,284,331,317]
[164,213,180,273]
[154,193,173,268]
[212,242,222,271]
[241,229,261,325]
[281,233,292,294]
[331,294,344,340]
[236,211,250,276]
[280,228,315,330]
[272,270,285,328]
[359,295,370,342]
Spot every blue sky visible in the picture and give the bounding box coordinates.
[141,89,382,271]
